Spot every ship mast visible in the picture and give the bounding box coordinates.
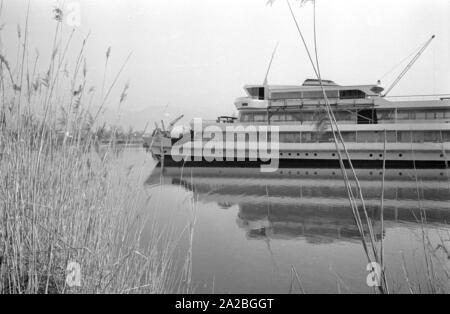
[263,42,279,86]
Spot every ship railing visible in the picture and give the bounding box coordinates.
[384,94,450,102]
[269,98,376,108]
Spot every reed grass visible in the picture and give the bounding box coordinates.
[0,4,191,294]
[282,0,450,294]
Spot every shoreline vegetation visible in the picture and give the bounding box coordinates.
[0,4,192,293]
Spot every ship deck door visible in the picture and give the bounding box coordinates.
[258,87,265,100]
[357,109,378,124]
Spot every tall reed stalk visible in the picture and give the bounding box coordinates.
[0,4,190,294]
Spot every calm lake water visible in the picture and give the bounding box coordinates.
[122,147,450,294]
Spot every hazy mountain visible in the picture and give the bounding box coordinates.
[97,103,226,132]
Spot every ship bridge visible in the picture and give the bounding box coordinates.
[236,79,384,111]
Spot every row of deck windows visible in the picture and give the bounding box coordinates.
[241,109,450,123]
[241,112,354,123]
[269,90,366,100]
[379,110,450,120]
[200,131,450,144]
[279,131,450,143]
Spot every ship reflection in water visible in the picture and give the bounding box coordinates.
[147,166,450,243]
[145,165,450,293]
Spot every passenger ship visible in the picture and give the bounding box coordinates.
[147,79,450,169]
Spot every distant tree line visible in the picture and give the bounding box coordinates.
[55,106,145,145]
[94,124,145,144]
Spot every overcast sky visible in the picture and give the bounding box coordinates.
[1,0,449,127]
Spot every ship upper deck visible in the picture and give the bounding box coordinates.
[237,79,450,112]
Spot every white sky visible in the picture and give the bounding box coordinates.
[1,0,450,127]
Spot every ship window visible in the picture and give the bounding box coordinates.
[247,87,257,98]
[280,132,301,143]
[247,87,265,100]
[374,131,385,142]
[397,111,409,120]
[334,111,353,121]
[445,111,450,119]
[342,132,356,142]
[416,111,426,119]
[254,113,267,122]
[358,131,379,143]
[271,92,302,99]
[284,112,303,121]
[367,131,397,143]
[271,113,285,122]
[397,131,412,143]
[357,109,377,124]
[443,131,450,141]
[258,88,265,100]
[412,131,424,143]
[285,114,295,121]
[303,91,324,99]
[302,90,339,99]
[301,112,314,121]
[426,112,436,119]
[424,131,440,142]
[326,91,339,99]
[378,110,395,120]
[241,113,253,122]
[355,131,397,143]
[339,90,366,99]
[394,131,442,143]
[386,131,397,142]
[317,132,334,142]
[301,132,313,143]
[436,112,444,119]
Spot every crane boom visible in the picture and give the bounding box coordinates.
[168,114,184,132]
[383,35,435,97]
